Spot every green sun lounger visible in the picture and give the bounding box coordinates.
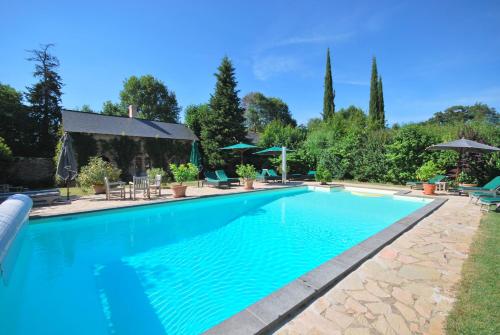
[406,175,447,189]
[457,176,500,194]
[469,190,500,203]
[478,196,500,212]
[215,170,240,186]
[203,171,230,188]
[266,169,282,182]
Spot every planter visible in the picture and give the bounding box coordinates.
[244,179,254,190]
[93,184,106,195]
[459,183,478,187]
[423,183,436,195]
[171,184,187,198]
[319,181,328,185]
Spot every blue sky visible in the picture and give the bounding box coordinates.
[1,0,499,125]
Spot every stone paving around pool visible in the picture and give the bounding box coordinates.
[274,194,481,335]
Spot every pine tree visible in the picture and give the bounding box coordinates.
[201,56,246,167]
[368,57,380,129]
[322,48,335,120]
[377,76,385,128]
[26,44,63,157]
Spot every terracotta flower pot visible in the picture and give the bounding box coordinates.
[93,184,106,195]
[244,179,254,190]
[423,183,436,195]
[171,184,187,198]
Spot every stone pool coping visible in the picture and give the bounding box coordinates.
[203,188,447,335]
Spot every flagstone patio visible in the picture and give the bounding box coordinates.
[274,194,481,335]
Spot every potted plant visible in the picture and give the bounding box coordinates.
[146,167,166,181]
[315,163,332,185]
[169,163,198,198]
[236,164,258,190]
[456,171,478,187]
[415,161,445,195]
[77,156,121,194]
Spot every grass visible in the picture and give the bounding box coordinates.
[57,187,91,197]
[446,212,500,335]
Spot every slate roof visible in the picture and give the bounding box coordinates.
[62,110,197,141]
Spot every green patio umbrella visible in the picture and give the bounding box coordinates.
[220,142,257,164]
[189,140,202,169]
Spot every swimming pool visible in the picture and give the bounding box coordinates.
[0,187,430,334]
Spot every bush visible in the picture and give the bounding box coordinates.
[0,137,12,181]
[415,161,445,182]
[456,171,478,184]
[147,167,166,181]
[169,163,198,185]
[77,156,121,189]
[316,163,332,184]
[236,164,257,180]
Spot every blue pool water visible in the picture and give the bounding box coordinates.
[0,187,428,334]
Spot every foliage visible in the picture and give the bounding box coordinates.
[144,138,191,172]
[184,104,209,138]
[77,156,121,188]
[120,75,180,122]
[426,103,499,125]
[101,100,126,116]
[377,76,385,125]
[258,120,306,149]
[100,136,140,179]
[456,171,478,184]
[416,161,445,182]
[0,137,13,178]
[385,125,435,183]
[146,167,166,181]
[445,213,500,335]
[316,157,333,184]
[236,164,257,180]
[25,44,63,157]
[322,48,335,120]
[242,92,296,132]
[0,83,38,156]
[352,130,390,182]
[201,56,247,167]
[169,163,198,185]
[72,133,98,169]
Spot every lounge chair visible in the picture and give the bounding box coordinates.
[290,170,317,181]
[215,170,240,186]
[406,175,447,190]
[265,169,282,182]
[131,176,150,200]
[104,177,126,200]
[469,190,499,203]
[202,171,230,188]
[457,176,500,195]
[478,196,500,212]
[0,189,60,206]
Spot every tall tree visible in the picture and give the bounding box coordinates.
[26,44,63,157]
[120,75,180,122]
[201,56,246,167]
[242,92,296,131]
[322,48,335,120]
[368,57,382,129]
[377,76,385,127]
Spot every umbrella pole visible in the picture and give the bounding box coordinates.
[66,178,70,201]
[241,151,244,165]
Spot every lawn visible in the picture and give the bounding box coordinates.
[446,212,500,335]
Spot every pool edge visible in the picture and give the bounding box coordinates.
[203,194,448,335]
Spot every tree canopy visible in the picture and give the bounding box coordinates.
[426,103,499,125]
[119,75,180,122]
[242,92,296,132]
[368,57,385,129]
[184,103,209,138]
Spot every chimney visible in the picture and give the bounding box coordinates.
[128,105,138,118]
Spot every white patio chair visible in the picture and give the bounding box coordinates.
[131,176,150,200]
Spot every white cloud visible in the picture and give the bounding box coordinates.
[252,55,301,80]
[336,79,369,86]
[275,32,355,47]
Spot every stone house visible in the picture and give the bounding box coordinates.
[61,106,197,178]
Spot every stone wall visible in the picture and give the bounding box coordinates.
[7,157,54,188]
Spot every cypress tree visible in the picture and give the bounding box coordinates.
[368,57,380,128]
[322,48,335,120]
[202,56,246,167]
[377,76,385,128]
